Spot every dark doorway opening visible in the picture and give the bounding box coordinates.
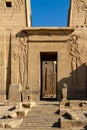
[40,52,57,100]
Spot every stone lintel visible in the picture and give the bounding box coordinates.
[22,27,75,35]
[16,27,75,42]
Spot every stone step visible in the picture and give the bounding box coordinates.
[23,115,58,117]
[18,101,60,129]
[19,128,59,129]
[19,125,58,127]
[0,128,84,130]
[27,112,58,114]
[19,127,60,129]
[30,106,58,108]
[20,119,59,123]
[28,111,58,114]
[22,118,59,122]
[21,121,59,124]
[27,111,58,113]
[21,122,58,125]
[28,110,58,112]
[21,119,59,123]
[22,118,59,121]
[21,116,59,119]
[27,113,58,115]
[30,109,58,112]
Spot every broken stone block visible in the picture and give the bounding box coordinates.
[17,111,25,117]
[70,100,80,107]
[60,101,70,107]
[17,109,29,117]
[22,103,30,108]
[0,121,5,128]
[80,101,87,108]
[16,103,23,109]
[62,112,72,120]
[66,110,79,120]
[8,106,16,111]
[7,112,17,118]
[30,100,36,108]
[5,119,23,128]
[0,123,4,128]
[60,117,72,128]
[9,84,22,105]
[60,108,68,116]
[16,102,31,109]
[1,115,8,119]
[72,120,86,128]
[1,112,17,119]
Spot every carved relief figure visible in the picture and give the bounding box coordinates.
[69,35,82,85]
[70,36,82,70]
[76,0,87,24]
[12,37,27,88]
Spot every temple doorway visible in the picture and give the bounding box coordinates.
[40,53,57,100]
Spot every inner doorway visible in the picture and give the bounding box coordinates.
[40,53,57,100]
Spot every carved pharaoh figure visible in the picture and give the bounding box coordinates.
[70,37,82,70]
[12,37,27,88]
[69,35,82,85]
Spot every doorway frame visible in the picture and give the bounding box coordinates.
[40,52,58,100]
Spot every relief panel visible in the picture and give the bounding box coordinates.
[68,34,86,87]
[12,37,28,89]
[12,0,23,12]
[76,0,87,24]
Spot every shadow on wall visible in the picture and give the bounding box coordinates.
[57,63,87,101]
[6,31,11,100]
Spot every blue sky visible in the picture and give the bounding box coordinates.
[31,0,70,26]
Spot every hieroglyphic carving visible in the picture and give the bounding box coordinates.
[68,35,82,85]
[13,0,23,12]
[0,0,5,12]
[0,0,23,14]
[76,0,87,24]
[21,0,23,4]
[12,37,28,88]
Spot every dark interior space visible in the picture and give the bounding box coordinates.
[40,52,57,101]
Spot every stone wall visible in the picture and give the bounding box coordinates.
[0,0,87,103]
[69,0,87,27]
[10,27,87,101]
[0,0,27,28]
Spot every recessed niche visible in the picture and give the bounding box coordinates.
[6,1,12,8]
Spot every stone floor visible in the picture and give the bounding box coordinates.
[19,101,59,130]
[0,101,87,130]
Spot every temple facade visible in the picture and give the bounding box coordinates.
[0,0,87,103]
